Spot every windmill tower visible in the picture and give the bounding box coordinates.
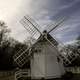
[13,15,79,79]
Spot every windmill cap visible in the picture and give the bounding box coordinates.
[43,30,47,33]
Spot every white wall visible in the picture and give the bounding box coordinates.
[31,42,65,79]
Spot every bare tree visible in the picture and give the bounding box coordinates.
[0,21,10,45]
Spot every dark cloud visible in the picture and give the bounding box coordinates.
[44,0,80,44]
[50,0,80,20]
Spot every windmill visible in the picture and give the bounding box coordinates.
[13,15,79,79]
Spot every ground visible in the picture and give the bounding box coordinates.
[0,73,80,80]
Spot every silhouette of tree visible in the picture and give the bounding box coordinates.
[0,21,30,70]
[0,21,10,45]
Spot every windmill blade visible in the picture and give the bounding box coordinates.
[13,36,42,67]
[48,17,66,34]
[13,46,27,60]
[25,15,41,33]
[20,15,41,38]
[13,47,32,67]
[44,36,59,53]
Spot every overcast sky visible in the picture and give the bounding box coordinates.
[0,0,80,44]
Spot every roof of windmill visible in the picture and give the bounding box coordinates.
[33,31,58,46]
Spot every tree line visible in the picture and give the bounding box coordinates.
[0,21,29,70]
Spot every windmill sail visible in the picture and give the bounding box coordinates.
[13,36,43,67]
[13,47,31,67]
[47,17,66,33]
[60,47,79,66]
[20,15,41,38]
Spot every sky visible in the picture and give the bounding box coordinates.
[0,0,80,44]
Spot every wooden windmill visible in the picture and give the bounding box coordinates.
[13,15,79,79]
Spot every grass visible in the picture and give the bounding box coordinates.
[0,75,14,80]
[0,73,80,80]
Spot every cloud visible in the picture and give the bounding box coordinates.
[0,0,24,23]
[0,0,34,42]
[10,0,80,43]
[52,23,80,44]
[0,0,80,43]
[52,0,80,19]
